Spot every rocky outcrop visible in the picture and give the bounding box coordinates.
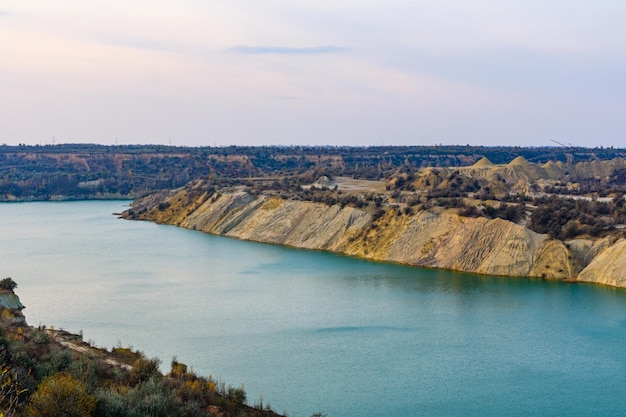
[0,289,26,325]
[124,186,588,282]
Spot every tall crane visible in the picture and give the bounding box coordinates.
[550,140,574,164]
[551,139,574,147]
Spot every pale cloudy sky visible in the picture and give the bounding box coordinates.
[1,1,625,147]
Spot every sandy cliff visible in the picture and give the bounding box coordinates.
[576,239,626,287]
[123,185,617,285]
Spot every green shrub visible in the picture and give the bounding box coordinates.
[129,357,161,384]
[94,389,127,417]
[226,384,247,405]
[0,277,17,291]
[68,357,99,389]
[36,347,73,380]
[125,376,176,417]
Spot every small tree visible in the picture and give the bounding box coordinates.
[0,278,17,291]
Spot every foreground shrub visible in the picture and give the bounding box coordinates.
[26,373,96,417]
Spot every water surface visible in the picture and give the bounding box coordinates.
[1,201,626,416]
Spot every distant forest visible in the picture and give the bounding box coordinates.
[1,143,625,201]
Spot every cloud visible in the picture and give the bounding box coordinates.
[227,45,350,55]
[0,11,11,17]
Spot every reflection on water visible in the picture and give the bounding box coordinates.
[1,201,626,417]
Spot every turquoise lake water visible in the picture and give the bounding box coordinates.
[1,200,626,416]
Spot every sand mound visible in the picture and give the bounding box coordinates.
[472,157,494,167]
[508,156,531,167]
[313,176,334,188]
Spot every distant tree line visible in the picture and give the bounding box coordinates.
[1,144,625,201]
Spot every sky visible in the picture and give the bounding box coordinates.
[1,1,625,147]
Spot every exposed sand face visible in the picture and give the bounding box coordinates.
[126,188,587,283]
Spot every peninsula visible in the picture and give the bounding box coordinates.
[122,155,626,289]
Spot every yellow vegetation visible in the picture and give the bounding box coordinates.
[26,374,96,417]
